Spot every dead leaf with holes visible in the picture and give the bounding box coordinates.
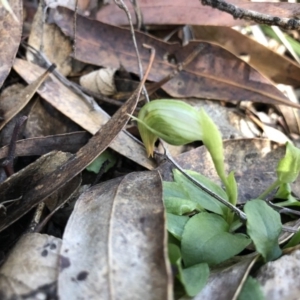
[0,233,61,298]
[51,6,300,109]
[58,171,172,300]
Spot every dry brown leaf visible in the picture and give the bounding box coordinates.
[0,0,22,88]
[52,7,300,108]
[192,26,300,86]
[13,59,155,170]
[0,63,149,232]
[256,249,300,300]
[27,1,72,76]
[158,138,300,204]
[0,131,89,159]
[58,171,172,300]
[186,254,259,300]
[0,233,61,299]
[0,66,53,131]
[96,0,300,27]
[80,67,117,96]
[24,98,81,138]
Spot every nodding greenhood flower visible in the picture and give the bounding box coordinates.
[132,100,203,157]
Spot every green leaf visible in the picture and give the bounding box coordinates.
[168,244,209,297]
[284,229,300,249]
[164,197,203,215]
[86,150,116,174]
[167,213,189,240]
[168,243,181,265]
[244,199,282,262]
[238,276,265,300]
[199,109,226,183]
[277,141,300,183]
[173,169,227,216]
[180,263,209,297]
[226,171,238,206]
[275,183,300,207]
[163,181,189,199]
[182,213,251,267]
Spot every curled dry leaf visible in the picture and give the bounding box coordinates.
[0,233,61,299]
[158,139,300,204]
[80,67,118,96]
[58,171,173,300]
[0,0,22,88]
[13,59,155,170]
[96,0,300,27]
[52,7,300,109]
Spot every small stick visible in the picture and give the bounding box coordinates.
[114,0,150,102]
[157,141,247,222]
[200,0,300,30]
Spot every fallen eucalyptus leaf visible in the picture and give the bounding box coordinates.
[58,171,173,300]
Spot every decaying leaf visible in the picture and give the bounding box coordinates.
[192,26,300,86]
[0,131,90,159]
[158,139,300,204]
[187,254,259,300]
[96,0,300,28]
[52,7,300,109]
[0,233,61,299]
[0,0,22,88]
[13,59,155,170]
[27,1,72,76]
[0,66,54,131]
[58,171,172,300]
[24,98,81,138]
[80,67,118,96]
[255,249,300,300]
[0,61,149,232]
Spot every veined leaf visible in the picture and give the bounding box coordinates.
[244,199,282,262]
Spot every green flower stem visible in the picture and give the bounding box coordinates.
[258,179,281,200]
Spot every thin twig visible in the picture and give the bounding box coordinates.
[73,0,79,59]
[24,43,97,111]
[114,0,150,102]
[130,0,144,30]
[157,141,247,222]
[200,0,300,30]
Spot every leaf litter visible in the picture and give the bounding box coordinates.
[2,1,300,299]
